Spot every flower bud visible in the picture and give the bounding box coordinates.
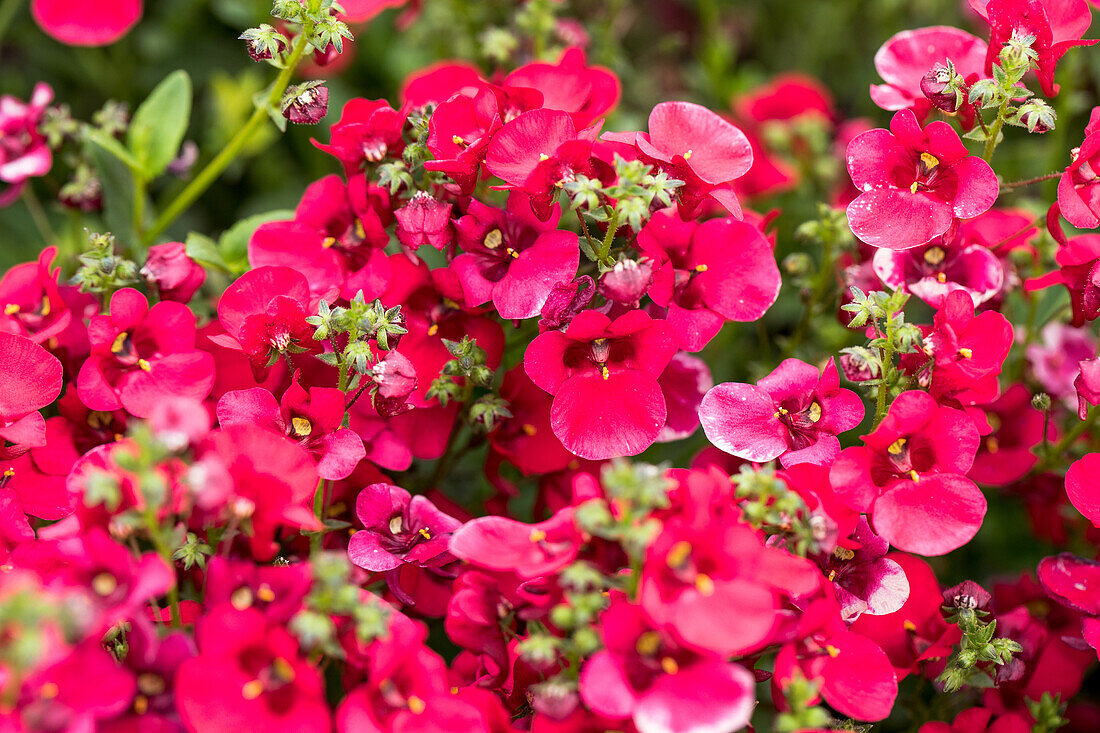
[371,351,418,418]
[141,242,205,303]
[282,82,329,125]
[920,62,966,115]
[598,259,653,307]
[539,276,595,332]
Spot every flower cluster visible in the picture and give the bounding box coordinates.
[4,0,1100,731]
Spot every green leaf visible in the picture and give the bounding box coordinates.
[86,128,142,172]
[184,233,229,272]
[86,135,136,248]
[127,70,193,178]
[218,209,294,273]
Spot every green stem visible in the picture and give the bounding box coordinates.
[982,103,1008,162]
[1034,408,1100,474]
[311,479,326,554]
[0,0,23,55]
[133,172,147,242]
[597,209,620,263]
[22,188,56,245]
[1001,171,1061,190]
[874,313,896,427]
[141,27,313,245]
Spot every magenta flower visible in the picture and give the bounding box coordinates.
[969,385,1048,486]
[870,27,987,124]
[774,597,898,722]
[487,366,574,480]
[1038,552,1100,657]
[0,83,53,206]
[203,556,312,624]
[637,211,781,351]
[1025,234,1100,327]
[830,391,987,556]
[1056,107,1100,229]
[32,0,141,45]
[924,290,1013,405]
[248,175,392,301]
[1027,323,1096,400]
[76,288,215,418]
[1076,357,1100,418]
[700,357,864,467]
[503,47,621,128]
[971,0,1096,98]
[484,108,602,221]
[213,266,320,379]
[1065,452,1100,528]
[0,247,73,343]
[313,98,405,175]
[19,638,137,731]
[216,373,365,481]
[818,517,910,622]
[348,482,461,573]
[0,332,62,459]
[451,196,580,320]
[656,353,713,443]
[603,101,753,220]
[449,508,580,579]
[579,593,756,733]
[524,309,678,459]
[393,191,454,251]
[176,606,330,733]
[423,85,502,194]
[872,236,1004,308]
[140,242,206,304]
[845,109,998,250]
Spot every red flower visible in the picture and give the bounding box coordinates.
[870,27,987,124]
[0,331,62,459]
[348,482,461,573]
[423,85,503,194]
[700,357,864,467]
[0,247,73,343]
[176,606,330,733]
[819,517,910,622]
[213,266,320,378]
[830,391,987,556]
[1065,452,1100,528]
[503,47,620,128]
[313,98,406,175]
[845,109,999,249]
[0,83,53,206]
[1056,107,1100,229]
[971,0,1097,97]
[968,384,1049,485]
[524,309,678,459]
[485,108,603,221]
[140,242,206,304]
[393,191,454,251]
[638,211,781,351]
[449,508,580,579]
[451,195,580,320]
[76,288,215,418]
[580,592,756,733]
[216,373,365,481]
[249,175,392,301]
[31,0,141,45]
[1026,234,1100,326]
[1038,552,1100,657]
[924,290,1014,405]
[604,101,753,220]
[872,234,1004,308]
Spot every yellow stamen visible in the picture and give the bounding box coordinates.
[667,541,692,569]
[3,304,18,315]
[241,680,264,700]
[538,153,550,162]
[661,657,680,674]
[110,332,129,354]
[807,402,822,423]
[986,436,999,454]
[40,683,58,699]
[505,247,519,259]
[936,272,947,283]
[257,584,276,603]
[910,181,920,194]
[828,569,837,582]
[521,423,538,436]
[272,657,296,683]
[291,417,313,437]
[694,264,708,272]
[833,546,855,561]
[695,573,715,596]
[919,152,940,172]
[137,359,151,372]
[3,468,14,479]
[887,437,907,456]
[958,347,973,359]
[427,324,439,337]
[909,469,920,482]
[600,364,610,381]
[418,527,432,540]
[322,236,337,248]
[92,572,118,596]
[636,631,661,656]
[483,229,503,250]
[529,529,547,542]
[903,619,918,632]
[825,644,840,658]
[137,673,166,696]
[133,695,149,715]
[408,696,426,714]
[923,246,947,266]
[38,298,50,317]
[389,516,403,534]
[683,150,693,160]
[231,587,254,610]
[452,135,465,145]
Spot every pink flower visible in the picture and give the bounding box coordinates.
[0,247,73,343]
[872,235,1004,308]
[19,638,136,731]
[818,517,910,622]
[830,391,987,556]
[656,353,713,443]
[700,357,864,467]
[603,101,753,220]
[0,83,53,206]
[451,196,580,320]
[199,424,323,560]
[971,0,1097,97]
[845,109,999,250]
[503,47,620,128]
[393,191,454,251]
[1025,234,1100,326]
[313,98,406,175]
[248,175,392,301]
[870,27,987,124]
[1075,357,1100,418]
[32,0,141,45]
[202,556,312,624]
[449,508,580,579]
[0,332,62,459]
[216,373,365,481]
[1038,552,1100,657]
[1026,323,1096,399]
[773,597,899,722]
[140,242,206,303]
[484,108,603,221]
[579,593,756,733]
[76,288,215,418]
[423,85,503,194]
[1065,452,1100,528]
[348,482,460,573]
[923,290,1013,405]
[969,384,1048,485]
[1056,107,1100,229]
[638,211,781,351]
[524,309,678,459]
[213,266,320,379]
[176,606,331,733]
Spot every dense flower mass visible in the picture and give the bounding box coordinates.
[4,0,1100,731]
